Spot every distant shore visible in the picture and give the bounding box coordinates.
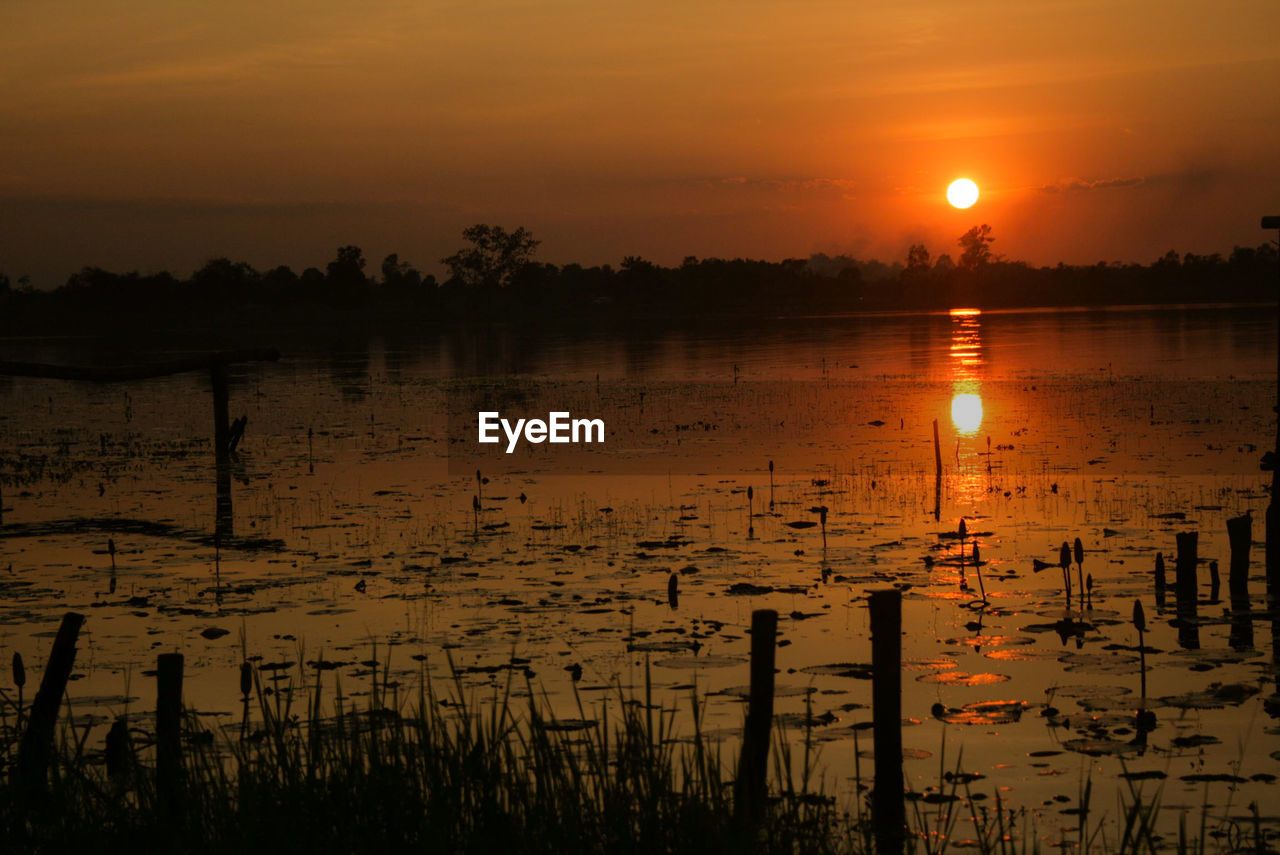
[2,243,1275,341]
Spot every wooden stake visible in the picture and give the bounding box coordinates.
[870,589,905,855]
[1228,514,1252,596]
[1175,532,1200,649]
[156,652,184,812]
[16,612,85,793]
[736,609,778,819]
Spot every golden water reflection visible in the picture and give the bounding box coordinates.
[948,308,984,436]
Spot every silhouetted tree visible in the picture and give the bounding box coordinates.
[263,265,299,288]
[327,246,367,287]
[621,255,656,274]
[190,258,259,301]
[380,253,423,292]
[441,225,539,288]
[300,267,326,291]
[906,244,931,270]
[321,246,370,307]
[5,235,1276,335]
[958,225,995,271]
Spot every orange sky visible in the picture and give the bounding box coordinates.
[2,0,1278,286]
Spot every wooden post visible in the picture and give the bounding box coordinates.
[1228,514,1252,596]
[870,589,905,855]
[1265,215,1280,596]
[932,420,942,522]
[1271,498,1280,596]
[211,362,230,458]
[16,612,85,792]
[736,609,777,819]
[1175,532,1198,594]
[1175,532,1199,650]
[211,362,233,540]
[932,420,942,478]
[156,652,184,810]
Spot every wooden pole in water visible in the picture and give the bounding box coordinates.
[16,612,85,793]
[1175,532,1200,649]
[932,420,942,522]
[1228,514,1253,596]
[1133,599,1147,706]
[1175,532,1198,595]
[1154,551,1167,610]
[870,589,905,855]
[736,608,777,820]
[1264,216,1280,595]
[1228,515,1255,649]
[156,652,184,812]
[211,362,230,458]
[211,361,233,539]
[932,419,942,477]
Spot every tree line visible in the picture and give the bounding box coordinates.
[1,224,1276,334]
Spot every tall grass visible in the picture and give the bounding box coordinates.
[0,655,850,855]
[0,654,1269,855]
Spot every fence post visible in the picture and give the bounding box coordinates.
[1228,515,1252,596]
[16,612,85,793]
[1175,532,1200,649]
[736,609,778,820]
[211,362,233,539]
[870,589,905,855]
[156,652,184,812]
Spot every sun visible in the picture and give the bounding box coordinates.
[946,178,979,209]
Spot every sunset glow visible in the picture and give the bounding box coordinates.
[0,2,1277,283]
[1,0,1279,840]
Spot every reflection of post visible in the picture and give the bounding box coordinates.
[1264,216,1280,595]
[1230,589,1254,651]
[211,362,233,540]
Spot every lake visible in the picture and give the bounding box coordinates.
[2,303,1278,844]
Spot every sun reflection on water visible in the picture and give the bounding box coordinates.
[951,392,983,435]
[948,308,984,436]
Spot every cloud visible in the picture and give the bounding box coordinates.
[711,176,861,193]
[1040,176,1145,194]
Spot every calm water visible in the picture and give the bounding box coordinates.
[2,304,1278,844]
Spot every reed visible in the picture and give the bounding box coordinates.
[0,653,845,855]
[0,643,1257,855]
